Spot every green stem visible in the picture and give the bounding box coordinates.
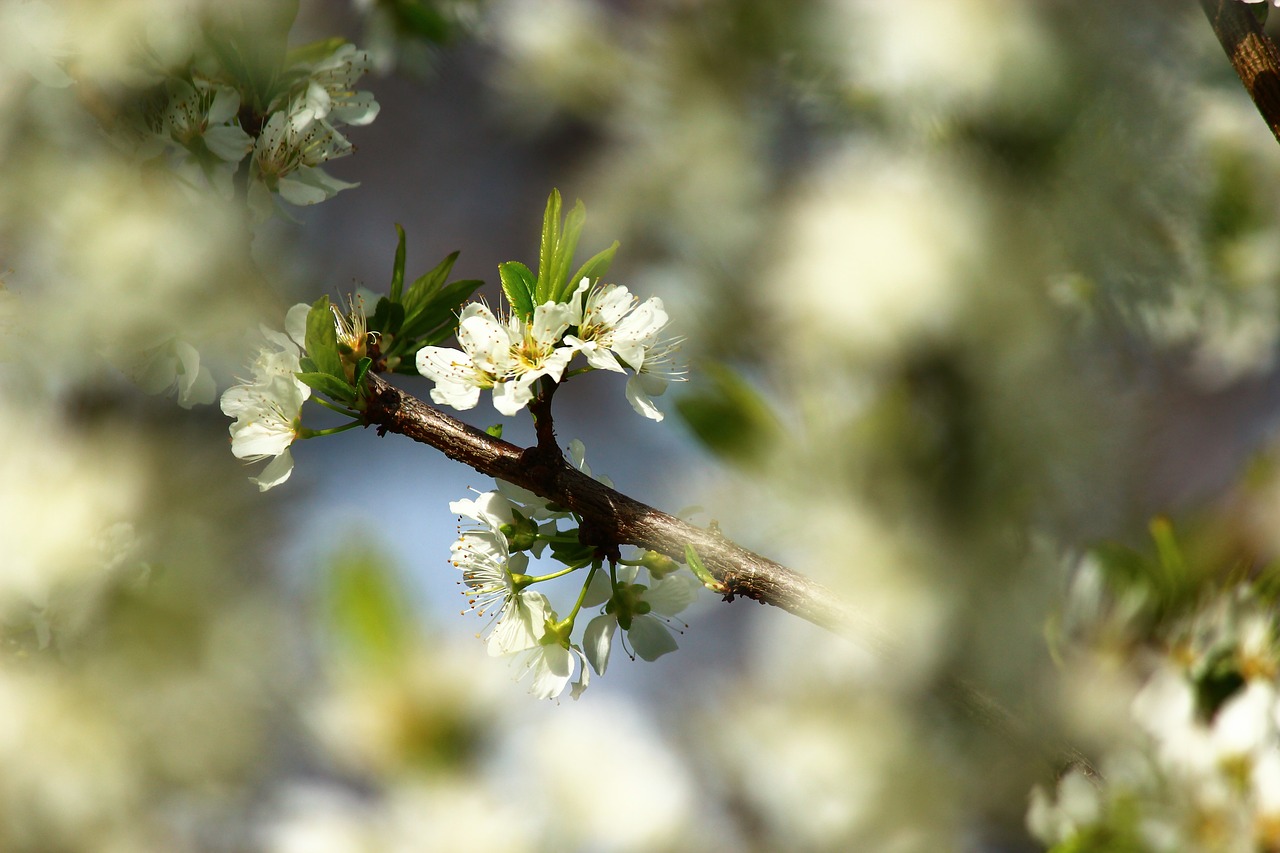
[523,559,592,584]
[565,561,601,624]
[299,421,363,439]
[562,366,594,379]
[311,396,361,418]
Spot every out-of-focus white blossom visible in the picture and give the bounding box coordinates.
[249,112,357,211]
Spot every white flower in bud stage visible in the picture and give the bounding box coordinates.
[249,111,358,208]
[417,298,577,416]
[583,566,700,675]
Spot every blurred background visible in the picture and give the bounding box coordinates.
[5,0,1280,850]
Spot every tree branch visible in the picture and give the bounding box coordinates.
[362,372,854,633]
[1201,0,1280,144]
[362,372,1093,774]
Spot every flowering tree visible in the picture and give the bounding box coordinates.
[9,0,1280,850]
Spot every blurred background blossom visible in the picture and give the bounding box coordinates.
[8,0,1280,850]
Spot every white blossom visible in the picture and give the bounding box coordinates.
[449,510,548,657]
[289,44,380,129]
[249,112,357,210]
[583,566,699,675]
[418,298,578,416]
[218,304,313,491]
[220,373,306,491]
[516,636,589,700]
[565,278,685,421]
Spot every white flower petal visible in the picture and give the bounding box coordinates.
[627,614,678,662]
[583,613,617,676]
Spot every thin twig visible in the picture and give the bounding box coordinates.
[1201,0,1280,143]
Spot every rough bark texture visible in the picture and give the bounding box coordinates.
[1202,0,1280,143]
[362,372,857,634]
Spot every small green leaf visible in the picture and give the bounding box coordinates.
[485,424,504,438]
[325,548,411,669]
[564,240,619,301]
[305,296,345,379]
[499,261,537,320]
[390,224,407,303]
[353,356,373,390]
[546,200,586,304]
[397,278,483,343]
[401,250,461,318]
[674,363,782,469]
[285,36,348,68]
[396,1,451,42]
[537,189,562,300]
[685,544,727,594]
[296,371,357,403]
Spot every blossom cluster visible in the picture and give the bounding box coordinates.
[416,277,684,421]
[448,441,700,699]
[1030,588,1280,851]
[140,44,379,212]
[220,304,313,491]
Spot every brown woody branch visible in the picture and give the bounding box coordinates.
[1201,0,1280,143]
[362,372,1093,774]
[362,372,856,634]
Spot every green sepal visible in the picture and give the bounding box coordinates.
[485,424,504,438]
[685,544,727,594]
[353,356,373,390]
[499,261,537,320]
[296,371,357,403]
[674,363,782,469]
[389,224,407,303]
[563,240,619,303]
[550,539,596,565]
[305,296,346,380]
[299,355,318,374]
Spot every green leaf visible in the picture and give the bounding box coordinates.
[402,250,461,319]
[485,424,504,438]
[305,296,345,379]
[546,200,586,304]
[684,544,727,594]
[395,0,451,42]
[564,240,619,301]
[285,36,348,68]
[325,548,411,669]
[499,261,537,320]
[397,278,483,343]
[390,224,407,303]
[353,356,373,390]
[674,363,782,469]
[537,189,562,302]
[296,371,357,403]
